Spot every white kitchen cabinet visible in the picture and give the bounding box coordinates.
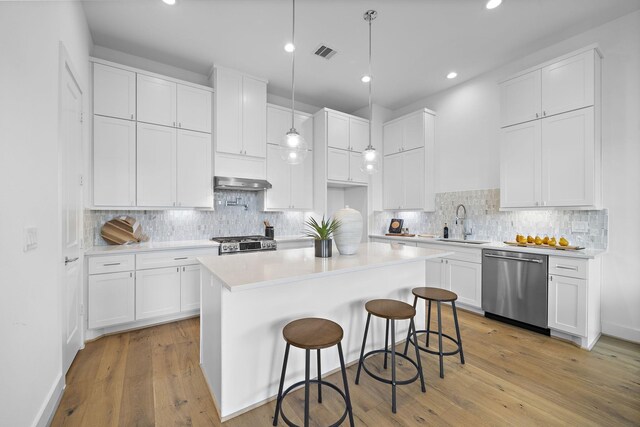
[541,50,595,118]
[548,274,587,337]
[349,118,369,152]
[93,116,136,207]
[265,144,313,210]
[267,104,313,146]
[177,129,213,208]
[177,84,212,133]
[180,264,201,312]
[383,110,428,155]
[290,149,313,210]
[383,148,425,210]
[136,266,181,320]
[445,259,482,308]
[383,153,403,210]
[500,70,541,128]
[137,123,177,207]
[327,147,350,182]
[349,151,368,184]
[327,112,350,150]
[137,74,176,127]
[500,120,541,208]
[242,76,267,157]
[93,63,136,121]
[425,258,445,289]
[88,271,135,329]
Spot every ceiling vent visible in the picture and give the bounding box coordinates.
[313,44,337,60]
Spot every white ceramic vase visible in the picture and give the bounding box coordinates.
[333,206,363,255]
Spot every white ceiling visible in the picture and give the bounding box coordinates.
[82,0,640,112]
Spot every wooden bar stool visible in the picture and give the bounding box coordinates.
[403,287,465,378]
[355,299,426,414]
[273,318,354,427]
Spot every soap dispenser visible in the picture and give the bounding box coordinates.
[443,223,449,239]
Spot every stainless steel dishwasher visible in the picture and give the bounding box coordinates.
[482,249,549,332]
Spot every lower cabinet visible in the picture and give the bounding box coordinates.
[88,271,135,329]
[425,257,482,308]
[548,274,587,336]
[135,266,182,320]
[180,264,201,312]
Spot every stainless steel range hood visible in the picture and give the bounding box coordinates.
[214,176,272,191]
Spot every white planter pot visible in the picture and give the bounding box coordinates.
[333,206,363,255]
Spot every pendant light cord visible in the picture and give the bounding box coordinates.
[290,0,296,130]
[367,12,373,150]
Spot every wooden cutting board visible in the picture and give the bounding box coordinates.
[503,241,584,251]
[100,216,145,245]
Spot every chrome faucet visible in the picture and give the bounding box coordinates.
[226,197,248,211]
[455,204,472,240]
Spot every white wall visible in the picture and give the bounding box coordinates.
[266,93,321,115]
[0,2,92,426]
[392,11,640,341]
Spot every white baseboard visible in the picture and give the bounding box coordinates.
[34,373,65,427]
[602,321,640,343]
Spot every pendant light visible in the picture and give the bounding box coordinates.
[361,10,378,174]
[279,0,308,165]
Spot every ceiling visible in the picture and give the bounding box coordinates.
[82,0,640,112]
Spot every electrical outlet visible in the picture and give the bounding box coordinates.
[23,227,38,252]
[571,221,589,233]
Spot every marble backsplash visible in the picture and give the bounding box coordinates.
[85,191,308,247]
[372,189,608,249]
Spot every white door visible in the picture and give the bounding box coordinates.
[403,112,425,151]
[290,150,313,210]
[541,50,594,117]
[349,151,368,184]
[176,129,212,208]
[500,69,541,127]
[137,123,177,207]
[327,112,349,150]
[446,260,482,308]
[177,84,212,133]
[267,105,290,145]
[242,76,267,157]
[327,148,350,182]
[349,118,369,152]
[216,68,243,154]
[541,107,594,207]
[296,112,313,145]
[88,272,135,329]
[59,55,83,374]
[548,274,587,336]
[500,120,541,208]
[180,265,201,312]
[93,63,136,120]
[402,149,425,209]
[137,74,176,127]
[265,144,291,210]
[383,153,403,210]
[93,116,136,207]
[383,120,403,155]
[135,267,181,320]
[425,259,444,288]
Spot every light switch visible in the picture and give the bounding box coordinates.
[24,227,38,252]
[571,221,588,233]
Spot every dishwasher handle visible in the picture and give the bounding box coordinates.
[484,253,543,264]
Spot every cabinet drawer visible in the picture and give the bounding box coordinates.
[88,254,135,274]
[417,243,481,263]
[136,248,217,270]
[549,256,587,279]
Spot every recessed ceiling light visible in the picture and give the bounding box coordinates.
[486,0,502,9]
[361,75,371,83]
[447,72,458,79]
[284,43,295,53]
[162,0,175,4]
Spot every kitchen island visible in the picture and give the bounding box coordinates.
[198,242,452,420]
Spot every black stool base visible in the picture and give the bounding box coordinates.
[408,330,463,357]
[276,379,350,427]
[359,349,422,386]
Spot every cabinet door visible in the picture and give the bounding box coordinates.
[297,113,313,147]
[265,144,291,210]
[177,84,212,133]
[383,120,403,155]
[327,113,349,150]
[383,154,403,210]
[267,106,290,145]
[242,76,267,158]
[176,129,212,208]
[403,112,425,151]
[216,68,243,155]
[425,259,445,288]
[402,149,425,209]
[93,63,136,120]
[446,259,482,308]
[542,50,594,117]
[548,274,587,336]
[500,70,541,127]
[136,267,181,320]
[349,151,368,184]
[327,148,350,181]
[137,123,176,207]
[290,150,313,210]
[541,107,594,207]
[500,120,541,208]
[88,271,134,329]
[349,118,369,152]
[180,265,200,312]
[137,74,176,127]
[93,116,136,207]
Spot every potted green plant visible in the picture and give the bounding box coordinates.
[304,216,341,258]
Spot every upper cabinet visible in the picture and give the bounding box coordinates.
[93,63,136,121]
[177,84,213,133]
[499,46,602,209]
[500,49,597,128]
[267,104,313,145]
[382,109,436,211]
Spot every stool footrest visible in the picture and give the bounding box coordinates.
[409,330,462,356]
[359,349,421,386]
[279,379,349,427]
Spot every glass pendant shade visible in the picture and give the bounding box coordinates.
[279,128,308,165]
[360,147,378,174]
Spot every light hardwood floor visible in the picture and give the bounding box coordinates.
[52,309,640,426]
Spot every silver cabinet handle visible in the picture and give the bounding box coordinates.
[556,265,578,271]
[179,122,181,128]
[174,257,188,260]
[65,256,79,265]
[131,114,134,119]
[102,262,120,266]
[535,113,539,118]
[484,253,543,263]
[173,121,176,126]
[535,201,539,206]
[543,111,546,116]
[130,272,133,278]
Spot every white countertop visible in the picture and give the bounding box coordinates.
[198,242,453,292]
[84,235,311,256]
[369,234,605,259]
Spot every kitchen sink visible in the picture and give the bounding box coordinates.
[436,238,490,245]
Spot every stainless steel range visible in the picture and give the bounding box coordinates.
[211,235,277,255]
